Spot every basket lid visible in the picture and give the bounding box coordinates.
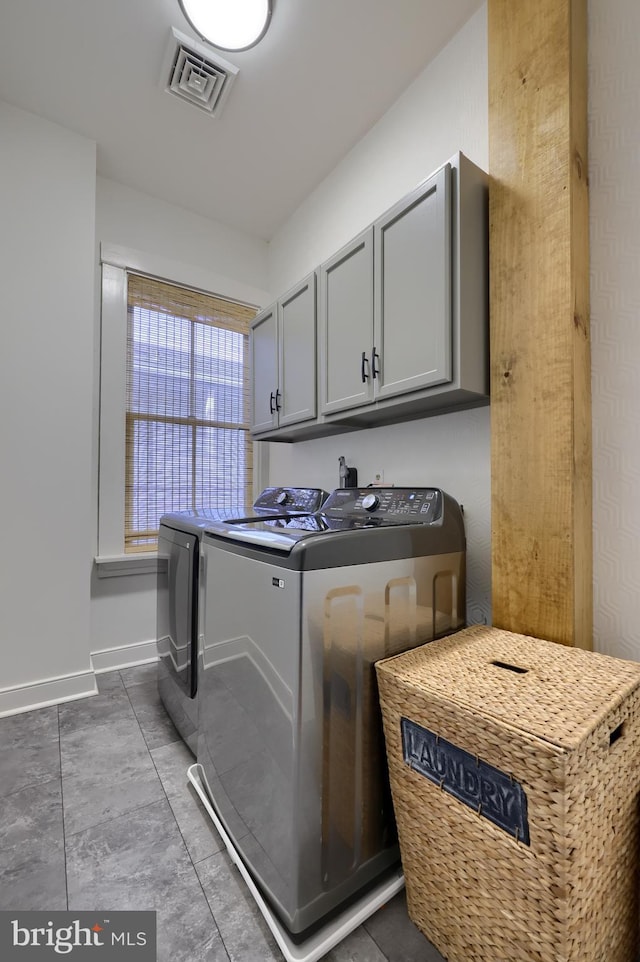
[376,625,640,749]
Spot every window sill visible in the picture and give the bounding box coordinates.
[94,553,166,579]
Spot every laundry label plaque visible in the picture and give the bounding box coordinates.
[401,717,530,845]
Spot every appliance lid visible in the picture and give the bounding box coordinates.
[204,516,318,552]
[159,487,328,533]
[202,487,465,563]
[208,512,419,552]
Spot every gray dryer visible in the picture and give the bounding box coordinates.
[156,487,328,754]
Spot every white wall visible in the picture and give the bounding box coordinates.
[96,177,270,292]
[268,6,488,295]
[0,102,97,711]
[90,177,271,667]
[265,6,492,625]
[589,0,640,660]
[4,0,635,710]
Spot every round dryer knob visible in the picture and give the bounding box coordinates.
[275,491,289,505]
[362,493,380,512]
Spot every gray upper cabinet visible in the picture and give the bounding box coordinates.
[250,151,488,441]
[278,274,317,427]
[319,164,459,419]
[250,273,317,436]
[250,304,278,434]
[373,164,451,401]
[320,152,488,429]
[318,229,374,416]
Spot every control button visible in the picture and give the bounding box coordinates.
[275,491,289,505]
[362,493,380,512]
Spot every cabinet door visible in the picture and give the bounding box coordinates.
[278,273,316,427]
[319,229,374,415]
[250,305,278,434]
[373,164,452,401]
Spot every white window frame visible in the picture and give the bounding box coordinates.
[96,243,269,576]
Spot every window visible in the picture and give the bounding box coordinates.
[124,273,256,552]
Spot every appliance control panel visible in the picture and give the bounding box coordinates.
[322,487,443,522]
[253,487,328,513]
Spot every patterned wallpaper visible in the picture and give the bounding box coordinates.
[589,0,640,660]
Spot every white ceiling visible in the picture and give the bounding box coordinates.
[0,0,484,240]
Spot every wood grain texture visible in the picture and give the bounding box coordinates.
[488,0,592,647]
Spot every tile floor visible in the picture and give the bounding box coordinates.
[0,664,444,961]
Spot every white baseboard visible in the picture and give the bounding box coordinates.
[0,669,98,718]
[0,642,160,717]
[91,639,158,674]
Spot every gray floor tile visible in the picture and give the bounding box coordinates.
[155,891,230,962]
[60,714,154,780]
[363,891,444,962]
[0,706,60,797]
[167,784,225,864]
[59,686,136,734]
[60,700,166,835]
[151,738,195,799]
[62,765,166,837]
[0,779,66,910]
[126,680,182,751]
[66,799,185,897]
[149,742,226,867]
[67,800,228,962]
[95,670,125,694]
[0,675,440,961]
[120,663,159,689]
[324,924,388,962]
[196,851,281,962]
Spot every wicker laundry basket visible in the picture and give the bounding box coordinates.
[375,624,640,962]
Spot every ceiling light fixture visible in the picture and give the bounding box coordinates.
[178,0,272,52]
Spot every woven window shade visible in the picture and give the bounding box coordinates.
[125,273,256,552]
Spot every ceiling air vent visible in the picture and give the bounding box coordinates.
[161,27,239,117]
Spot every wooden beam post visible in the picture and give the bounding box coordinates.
[488,0,592,647]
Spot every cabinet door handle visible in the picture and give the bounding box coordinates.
[269,391,275,414]
[275,389,282,411]
[361,351,370,383]
[371,347,380,379]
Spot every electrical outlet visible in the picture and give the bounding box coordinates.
[372,469,384,484]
